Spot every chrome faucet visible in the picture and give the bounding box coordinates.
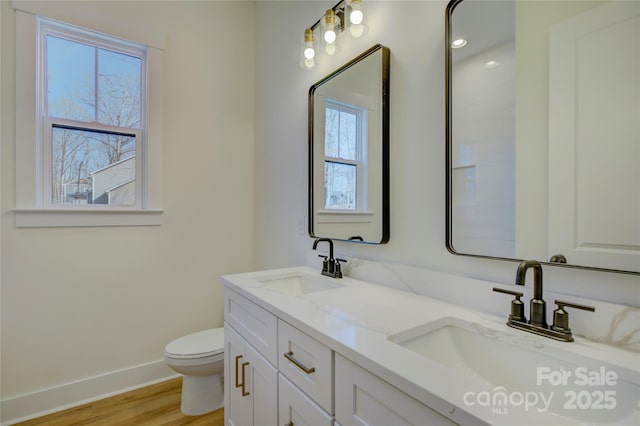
[515,259,546,327]
[312,238,346,278]
[493,260,595,342]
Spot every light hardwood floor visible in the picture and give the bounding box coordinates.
[14,378,224,426]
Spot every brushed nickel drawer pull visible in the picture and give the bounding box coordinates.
[234,355,243,388]
[241,361,250,396]
[284,351,315,374]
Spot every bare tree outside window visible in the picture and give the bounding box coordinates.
[46,35,142,205]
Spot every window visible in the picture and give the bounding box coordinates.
[14,8,164,227]
[323,100,368,211]
[41,18,145,208]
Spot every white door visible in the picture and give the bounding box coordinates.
[548,1,640,271]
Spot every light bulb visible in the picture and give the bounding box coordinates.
[322,9,338,44]
[350,0,363,25]
[304,47,315,59]
[324,28,336,44]
[350,9,363,25]
[304,58,316,69]
[303,41,316,59]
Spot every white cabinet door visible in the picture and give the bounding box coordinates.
[279,373,333,426]
[225,323,252,426]
[335,355,457,426]
[225,323,278,426]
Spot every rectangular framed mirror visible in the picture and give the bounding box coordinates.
[446,0,639,274]
[309,44,390,244]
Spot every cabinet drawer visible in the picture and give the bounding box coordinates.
[225,288,278,365]
[279,373,333,426]
[278,320,333,414]
[335,354,457,426]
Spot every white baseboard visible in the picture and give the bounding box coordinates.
[0,359,179,426]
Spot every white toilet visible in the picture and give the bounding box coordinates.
[164,328,225,415]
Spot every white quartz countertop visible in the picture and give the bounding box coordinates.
[221,266,640,426]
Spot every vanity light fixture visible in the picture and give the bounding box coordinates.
[301,28,318,70]
[301,0,368,69]
[322,8,340,55]
[322,9,339,44]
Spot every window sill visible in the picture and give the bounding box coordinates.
[315,210,375,225]
[13,208,164,228]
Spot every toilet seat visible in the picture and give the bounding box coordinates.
[164,328,224,360]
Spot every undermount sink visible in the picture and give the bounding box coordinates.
[256,273,345,296]
[389,317,640,423]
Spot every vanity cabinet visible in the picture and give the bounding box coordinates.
[224,286,457,426]
[225,288,333,426]
[335,354,456,426]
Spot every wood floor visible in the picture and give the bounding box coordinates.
[14,378,224,426]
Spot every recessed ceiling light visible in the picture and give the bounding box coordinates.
[483,60,500,69]
[451,38,467,48]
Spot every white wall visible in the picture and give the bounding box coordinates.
[1,0,638,422]
[1,0,255,419]
[253,0,639,304]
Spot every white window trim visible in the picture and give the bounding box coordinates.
[14,8,164,227]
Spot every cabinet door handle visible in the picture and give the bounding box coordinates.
[241,361,250,397]
[234,355,243,388]
[284,351,315,374]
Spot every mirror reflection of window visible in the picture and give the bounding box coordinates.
[323,100,368,211]
[309,44,389,244]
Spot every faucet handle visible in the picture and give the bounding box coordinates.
[552,300,595,333]
[333,258,346,278]
[493,287,526,322]
[493,287,523,297]
[317,254,329,273]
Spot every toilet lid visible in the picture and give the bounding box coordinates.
[164,328,224,359]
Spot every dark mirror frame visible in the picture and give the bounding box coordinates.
[308,44,390,244]
[445,0,638,275]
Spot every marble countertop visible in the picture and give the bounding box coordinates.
[222,266,640,425]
